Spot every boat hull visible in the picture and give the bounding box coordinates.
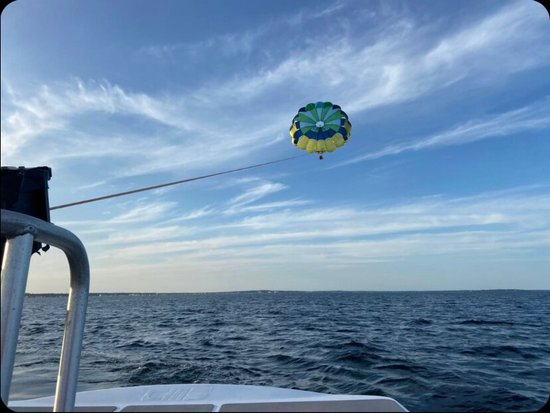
[8,383,408,412]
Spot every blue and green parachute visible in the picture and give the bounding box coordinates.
[290,102,351,158]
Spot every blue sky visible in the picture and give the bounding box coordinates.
[2,0,549,293]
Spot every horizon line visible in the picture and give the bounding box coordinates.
[25,288,550,295]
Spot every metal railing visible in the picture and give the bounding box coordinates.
[1,209,90,412]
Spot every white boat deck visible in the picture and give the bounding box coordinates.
[8,384,408,412]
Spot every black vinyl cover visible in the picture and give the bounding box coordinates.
[1,166,52,258]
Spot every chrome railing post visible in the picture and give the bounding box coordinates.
[52,236,90,412]
[1,232,35,404]
[1,210,90,412]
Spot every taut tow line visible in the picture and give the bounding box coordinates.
[50,155,304,211]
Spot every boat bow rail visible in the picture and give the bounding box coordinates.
[1,209,90,412]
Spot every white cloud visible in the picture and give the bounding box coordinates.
[334,97,550,167]
[1,79,193,162]
[2,1,548,180]
[236,199,312,213]
[0,78,287,177]
[189,0,549,114]
[139,25,267,60]
[226,181,287,210]
[165,206,216,222]
[110,201,177,223]
[86,184,550,266]
[55,200,177,228]
[27,176,550,292]
[91,225,193,247]
[138,1,348,61]
[424,1,546,71]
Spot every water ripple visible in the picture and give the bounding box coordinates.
[11,290,550,412]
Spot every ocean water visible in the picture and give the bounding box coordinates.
[10,290,550,412]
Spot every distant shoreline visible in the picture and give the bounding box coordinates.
[25,289,549,296]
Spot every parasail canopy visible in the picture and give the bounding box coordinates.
[289,102,351,157]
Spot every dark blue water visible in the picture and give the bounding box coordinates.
[11,290,550,411]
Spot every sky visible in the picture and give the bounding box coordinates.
[1,0,549,293]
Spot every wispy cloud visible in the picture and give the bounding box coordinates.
[225,181,287,212]
[110,201,177,223]
[34,175,550,292]
[334,97,550,167]
[85,184,550,265]
[138,25,267,60]
[1,79,194,161]
[0,78,287,177]
[173,206,216,221]
[189,0,549,113]
[2,1,548,181]
[138,1,348,61]
[56,200,177,228]
[7,79,192,128]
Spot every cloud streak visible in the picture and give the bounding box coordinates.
[334,97,550,167]
[72,184,550,267]
[2,1,548,180]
